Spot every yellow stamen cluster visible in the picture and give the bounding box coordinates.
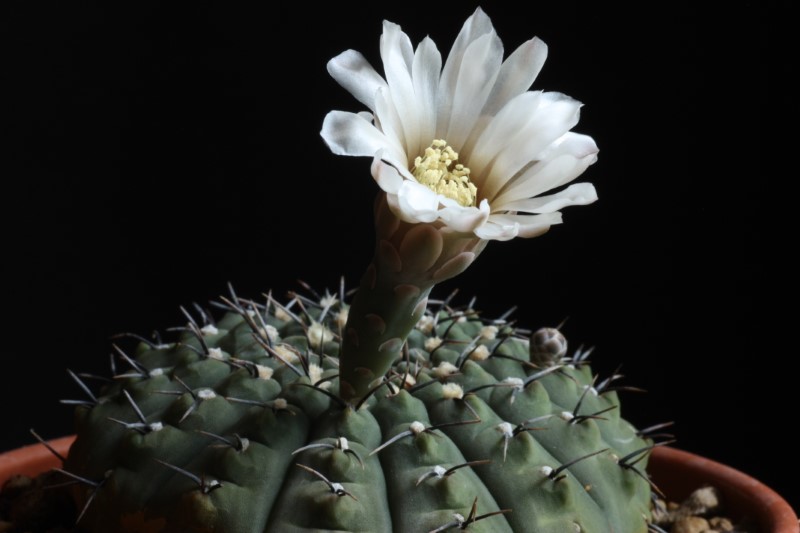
[413,139,477,207]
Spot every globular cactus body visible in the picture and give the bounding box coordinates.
[63,289,653,533]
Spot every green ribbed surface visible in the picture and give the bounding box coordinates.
[63,290,653,532]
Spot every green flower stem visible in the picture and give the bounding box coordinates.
[338,247,434,402]
[339,195,485,402]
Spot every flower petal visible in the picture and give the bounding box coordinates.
[436,7,494,139]
[481,92,583,201]
[411,37,442,159]
[385,192,418,224]
[492,132,598,206]
[396,181,440,223]
[468,91,543,180]
[485,212,562,239]
[438,199,491,233]
[496,92,581,165]
[494,182,597,213]
[321,110,394,157]
[474,219,519,241]
[371,149,417,183]
[324,9,598,245]
[513,212,562,238]
[371,153,403,194]
[399,224,444,274]
[374,87,407,156]
[443,31,504,149]
[380,21,420,158]
[432,251,477,283]
[482,37,548,117]
[327,50,388,111]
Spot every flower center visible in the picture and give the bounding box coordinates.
[412,139,477,207]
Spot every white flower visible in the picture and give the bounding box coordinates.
[321,7,598,241]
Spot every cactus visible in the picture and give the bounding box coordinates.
[61,286,657,533]
[46,7,664,533]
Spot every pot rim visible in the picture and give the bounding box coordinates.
[650,445,798,533]
[0,435,75,480]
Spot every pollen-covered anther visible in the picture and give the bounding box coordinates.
[412,139,478,207]
[424,336,443,351]
[433,361,459,378]
[441,382,464,399]
[469,344,491,361]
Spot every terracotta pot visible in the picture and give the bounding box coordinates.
[1,438,797,532]
[0,436,75,480]
[648,446,799,533]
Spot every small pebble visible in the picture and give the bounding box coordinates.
[651,498,671,523]
[650,484,754,533]
[672,516,710,533]
[709,517,734,531]
[680,486,721,515]
[1,474,33,494]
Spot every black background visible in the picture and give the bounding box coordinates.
[6,1,794,511]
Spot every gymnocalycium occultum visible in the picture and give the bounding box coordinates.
[50,8,667,533]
